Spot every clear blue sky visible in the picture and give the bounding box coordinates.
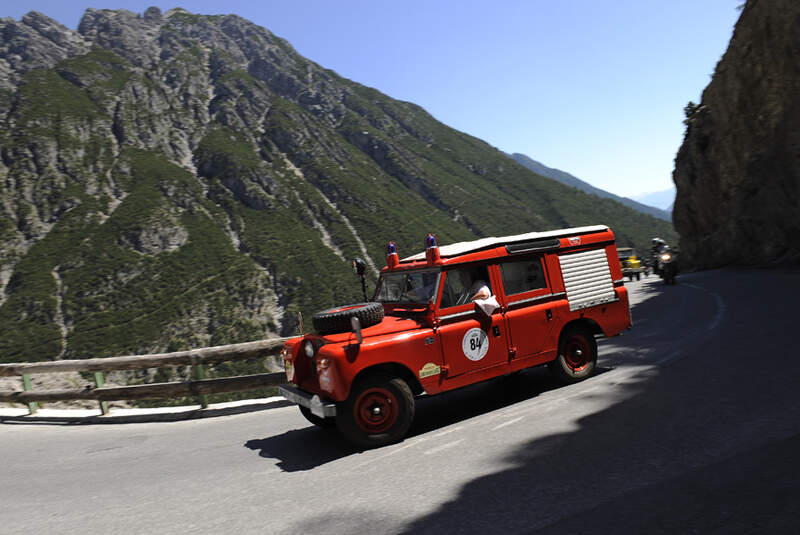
[3,1,741,197]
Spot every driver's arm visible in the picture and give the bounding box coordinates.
[470,284,490,301]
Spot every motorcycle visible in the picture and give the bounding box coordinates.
[658,248,678,285]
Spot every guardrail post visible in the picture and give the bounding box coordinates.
[22,374,38,414]
[191,359,208,409]
[93,372,109,415]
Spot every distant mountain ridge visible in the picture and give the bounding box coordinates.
[0,7,677,364]
[509,153,672,221]
[632,188,675,212]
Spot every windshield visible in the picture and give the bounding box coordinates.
[374,269,441,304]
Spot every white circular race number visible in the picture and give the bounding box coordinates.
[462,328,489,361]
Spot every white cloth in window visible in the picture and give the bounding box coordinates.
[474,295,500,316]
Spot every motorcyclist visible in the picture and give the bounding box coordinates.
[650,238,667,275]
[658,245,679,284]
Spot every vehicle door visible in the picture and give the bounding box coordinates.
[436,265,509,378]
[498,256,559,359]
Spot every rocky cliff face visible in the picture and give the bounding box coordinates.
[672,0,800,268]
[0,7,676,363]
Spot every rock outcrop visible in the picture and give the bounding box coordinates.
[672,0,800,268]
[0,12,89,90]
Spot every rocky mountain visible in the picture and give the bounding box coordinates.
[0,7,677,364]
[673,0,800,268]
[509,153,672,221]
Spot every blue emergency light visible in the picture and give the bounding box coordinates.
[386,241,399,268]
[425,234,441,264]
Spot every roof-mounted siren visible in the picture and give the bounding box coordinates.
[386,241,400,269]
[425,233,441,264]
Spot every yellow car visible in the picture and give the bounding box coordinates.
[617,248,645,280]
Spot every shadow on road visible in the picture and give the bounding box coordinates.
[245,426,359,472]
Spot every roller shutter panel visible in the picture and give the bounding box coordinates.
[558,249,616,312]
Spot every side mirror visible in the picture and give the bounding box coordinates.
[353,257,369,302]
[352,257,367,277]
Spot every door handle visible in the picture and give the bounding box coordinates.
[546,309,553,321]
[492,326,501,337]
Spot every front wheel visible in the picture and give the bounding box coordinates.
[336,373,414,448]
[299,406,336,429]
[549,326,598,384]
[663,268,676,285]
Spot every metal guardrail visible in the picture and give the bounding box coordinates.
[0,338,290,415]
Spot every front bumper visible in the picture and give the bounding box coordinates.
[279,384,337,418]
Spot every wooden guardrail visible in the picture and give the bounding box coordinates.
[0,337,290,415]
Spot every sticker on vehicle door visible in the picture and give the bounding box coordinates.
[462,328,489,361]
[419,362,441,378]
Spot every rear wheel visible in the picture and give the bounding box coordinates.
[549,326,598,384]
[336,372,414,448]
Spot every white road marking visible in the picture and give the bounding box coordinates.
[491,416,524,430]
[348,437,429,472]
[656,282,726,365]
[685,283,727,332]
[424,439,464,455]
[433,426,464,438]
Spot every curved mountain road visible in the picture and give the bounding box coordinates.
[2,269,798,534]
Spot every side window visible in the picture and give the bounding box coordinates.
[500,258,547,296]
[440,266,492,309]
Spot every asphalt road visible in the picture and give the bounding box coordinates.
[2,269,799,534]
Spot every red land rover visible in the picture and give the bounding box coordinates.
[279,225,632,447]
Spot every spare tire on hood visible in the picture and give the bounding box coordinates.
[312,302,384,335]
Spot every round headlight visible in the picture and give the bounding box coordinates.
[303,340,315,358]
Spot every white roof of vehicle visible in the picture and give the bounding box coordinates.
[402,225,610,262]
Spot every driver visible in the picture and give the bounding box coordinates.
[456,270,490,304]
